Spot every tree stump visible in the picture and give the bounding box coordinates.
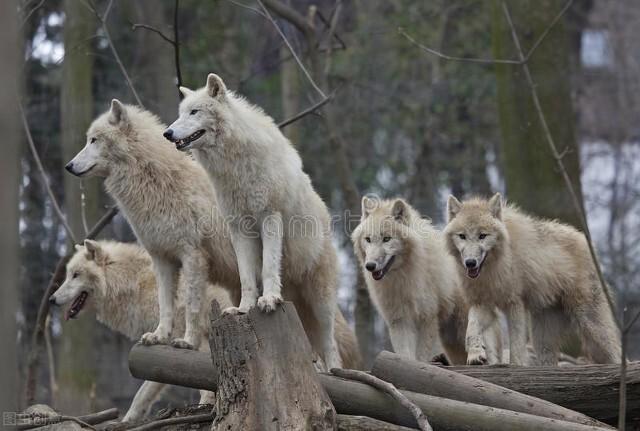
[208,301,336,430]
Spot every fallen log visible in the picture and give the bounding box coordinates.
[371,351,608,428]
[208,301,335,430]
[128,345,612,431]
[336,414,418,430]
[444,361,640,424]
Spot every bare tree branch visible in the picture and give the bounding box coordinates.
[277,93,332,129]
[126,412,215,431]
[18,98,77,244]
[131,23,175,45]
[399,0,574,66]
[225,0,267,18]
[330,368,433,431]
[258,0,326,99]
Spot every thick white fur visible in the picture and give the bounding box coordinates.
[67,100,242,350]
[444,193,621,365]
[50,240,361,421]
[50,240,232,421]
[351,197,501,365]
[166,74,342,368]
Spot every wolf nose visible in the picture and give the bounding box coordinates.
[64,162,74,173]
[49,296,57,305]
[365,262,377,272]
[163,129,174,140]
[465,259,478,269]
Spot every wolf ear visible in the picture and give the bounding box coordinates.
[84,239,107,265]
[108,99,128,126]
[361,195,378,220]
[74,244,84,252]
[392,199,409,225]
[447,195,462,222]
[488,193,503,220]
[206,73,226,99]
[179,86,194,98]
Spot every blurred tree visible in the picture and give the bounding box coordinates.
[491,0,584,227]
[57,0,99,414]
[1,0,18,415]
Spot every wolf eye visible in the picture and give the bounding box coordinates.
[365,237,371,243]
[190,109,199,115]
[90,137,96,144]
[72,272,79,279]
[479,233,488,240]
[382,236,391,242]
[458,234,466,240]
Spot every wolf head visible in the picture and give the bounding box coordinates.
[49,240,108,320]
[164,73,231,152]
[352,196,417,282]
[444,193,508,280]
[65,99,170,180]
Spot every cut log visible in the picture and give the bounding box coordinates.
[371,351,608,428]
[336,414,418,430]
[208,301,335,430]
[128,345,612,431]
[444,361,640,425]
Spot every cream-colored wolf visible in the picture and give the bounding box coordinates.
[352,196,502,365]
[164,74,343,368]
[444,193,620,365]
[49,240,361,421]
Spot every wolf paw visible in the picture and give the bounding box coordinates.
[257,294,283,313]
[170,338,195,350]
[431,353,451,366]
[140,331,169,346]
[222,306,250,316]
[467,349,488,365]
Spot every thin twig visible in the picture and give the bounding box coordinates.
[257,0,327,99]
[80,181,90,235]
[44,315,58,403]
[330,368,432,431]
[17,413,96,430]
[127,413,214,431]
[277,94,332,129]
[224,0,267,18]
[85,0,144,106]
[131,24,175,45]
[398,0,574,66]
[20,0,46,28]
[18,99,77,244]
[173,0,183,95]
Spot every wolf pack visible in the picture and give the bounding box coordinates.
[48,73,621,421]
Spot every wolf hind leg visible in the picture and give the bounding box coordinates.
[416,317,444,363]
[531,308,566,365]
[574,301,621,363]
[506,301,528,365]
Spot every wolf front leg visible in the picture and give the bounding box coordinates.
[416,317,444,363]
[171,247,208,350]
[141,255,177,345]
[224,232,260,315]
[258,212,284,312]
[123,380,167,422]
[466,305,499,365]
[506,300,528,365]
[388,319,418,360]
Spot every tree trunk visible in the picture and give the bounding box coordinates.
[57,0,99,414]
[0,0,19,415]
[209,301,336,430]
[491,0,584,228]
[445,362,640,425]
[371,351,608,428]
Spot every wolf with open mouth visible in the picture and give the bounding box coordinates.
[444,193,622,366]
[352,196,503,365]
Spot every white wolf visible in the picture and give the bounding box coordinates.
[164,74,342,368]
[49,239,361,421]
[49,239,231,421]
[351,196,502,365]
[65,100,241,351]
[444,193,621,365]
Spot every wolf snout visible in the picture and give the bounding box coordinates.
[49,295,57,305]
[65,161,75,173]
[465,258,478,269]
[365,262,377,272]
[163,129,174,141]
